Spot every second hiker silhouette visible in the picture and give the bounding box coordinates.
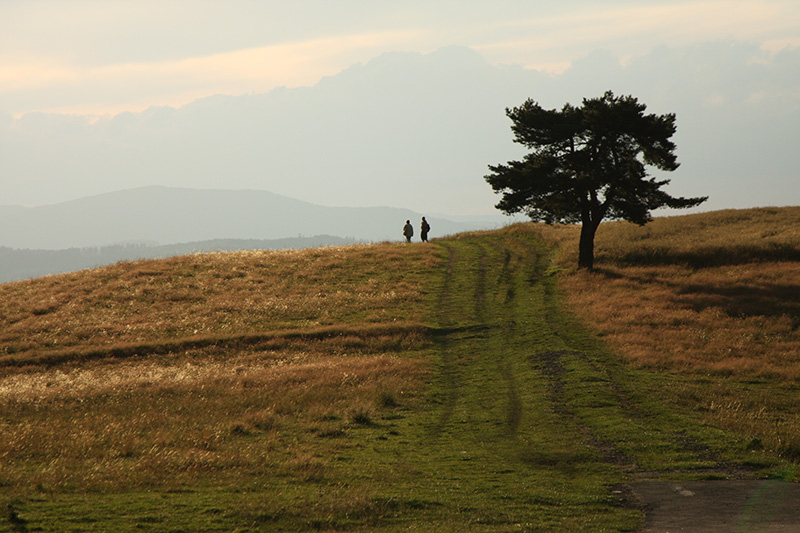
[403,220,413,243]
[421,217,430,242]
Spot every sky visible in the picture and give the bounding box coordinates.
[3,0,798,117]
[1,0,799,216]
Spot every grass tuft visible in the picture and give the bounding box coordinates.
[4,502,26,532]
[378,389,399,408]
[349,404,375,426]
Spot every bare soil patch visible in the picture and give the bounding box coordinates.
[630,480,800,532]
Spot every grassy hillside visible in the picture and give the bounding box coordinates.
[1,245,434,363]
[538,207,800,462]
[0,235,357,283]
[1,208,799,531]
[557,207,800,376]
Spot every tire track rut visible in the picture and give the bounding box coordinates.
[430,231,739,479]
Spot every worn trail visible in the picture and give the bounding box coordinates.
[429,231,638,469]
[425,229,799,530]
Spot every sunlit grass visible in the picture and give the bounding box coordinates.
[0,243,441,360]
[541,207,800,378]
[0,242,438,502]
[0,350,426,493]
[0,231,648,531]
[536,206,800,462]
[1,210,798,530]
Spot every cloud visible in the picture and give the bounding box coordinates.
[473,1,800,71]
[2,1,798,116]
[0,30,423,116]
[0,57,77,92]
[172,31,424,84]
[2,42,797,216]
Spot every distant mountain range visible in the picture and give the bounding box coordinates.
[0,185,507,249]
[4,44,799,226]
[0,185,512,282]
[3,46,532,215]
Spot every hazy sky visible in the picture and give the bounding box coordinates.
[3,0,798,116]
[1,1,799,217]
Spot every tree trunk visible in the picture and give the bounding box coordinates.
[578,221,598,270]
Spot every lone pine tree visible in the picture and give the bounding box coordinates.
[485,91,707,269]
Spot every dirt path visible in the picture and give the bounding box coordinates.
[630,479,800,532]
[431,232,800,530]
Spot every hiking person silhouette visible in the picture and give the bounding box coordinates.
[403,220,414,243]
[420,217,430,242]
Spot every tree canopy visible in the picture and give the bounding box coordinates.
[485,91,707,269]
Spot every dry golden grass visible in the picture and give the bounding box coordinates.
[535,206,800,459]
[0,349,426,491]
[0,242,438,493]
[0,243,440,363]
[538,207,800,380]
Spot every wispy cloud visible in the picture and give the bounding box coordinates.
[1,30,422,116]
[473,1,800,71]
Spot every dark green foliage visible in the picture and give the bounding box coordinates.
[486,91,707,268]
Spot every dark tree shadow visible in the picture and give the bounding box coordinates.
[589,267,800,326]
[678,281,800,323]
[608,244,800,269]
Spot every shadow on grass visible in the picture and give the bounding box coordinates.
[594,266,800,324]
[609,243,800,269]
[593,242,800,323]
[678,281,800,322]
